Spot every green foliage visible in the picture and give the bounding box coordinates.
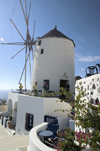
[0,98,7,105]
[34,90,38,96]
[55,83,100,150]
[75,82,100,150]
[40,91,58,97]
[54,128,83,151]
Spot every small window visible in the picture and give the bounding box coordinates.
[91,91,93,95]
[90,98,94,104]
[41,49,44,54]
[25,113,34,131]
[92,84,96,89]
[38,40,41,46]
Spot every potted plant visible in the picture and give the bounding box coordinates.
[7,121,12,129]
[9,109,13,121]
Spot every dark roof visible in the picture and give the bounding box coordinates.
[40,26,75,46]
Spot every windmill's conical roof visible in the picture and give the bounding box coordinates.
[40,26,75,46]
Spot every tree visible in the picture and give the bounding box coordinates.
[75,82,100,151]
[55,84,100,151]
[0,99,7,105]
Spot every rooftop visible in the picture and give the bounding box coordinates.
[40,26,75,46]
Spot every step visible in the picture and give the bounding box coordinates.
[6,127,16,135]
[0,135,17,141]
[17,146,28,151]
[0,134,28,142]
[0,135,29,151]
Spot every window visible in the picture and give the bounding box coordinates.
[43,80,49,90]
[41,49,44,54]
[91,91,93,95]
[25,113,34,131]
[92,84,96,89]
[38,40,41,46]
[90,98,94,104]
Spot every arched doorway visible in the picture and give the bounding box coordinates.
[7,99,12,113]
[12,102,18,126]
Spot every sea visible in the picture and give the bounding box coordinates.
[0,90,11,102]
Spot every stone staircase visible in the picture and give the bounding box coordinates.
[17,146,28,151]
[0,125,29,151]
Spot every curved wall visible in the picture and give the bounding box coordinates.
[29,122,56,151]
[31,37,75,93]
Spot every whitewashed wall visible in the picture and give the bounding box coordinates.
[8,94,72,135]
[31,37,75,93]
[76,73,100,104]
[16,95,44,135]
[28,123,56,151]
[8,92,19,112]
[75,73,100,132]
[43,97,71,117]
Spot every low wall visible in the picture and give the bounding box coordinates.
[58,117,70,131]
[27,122,92,151]
[28,122,56,151]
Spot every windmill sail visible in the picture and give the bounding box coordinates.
[1,0,36,90]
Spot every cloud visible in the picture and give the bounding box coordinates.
[75,54,100,62]
[81,68,84,71]
[0,38,4,41]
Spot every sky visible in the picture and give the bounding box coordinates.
[0,0,100,90]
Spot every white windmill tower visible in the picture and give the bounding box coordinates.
[1,0,36,90]
[31,26,75,93]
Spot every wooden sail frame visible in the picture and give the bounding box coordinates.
[1,0,36,90]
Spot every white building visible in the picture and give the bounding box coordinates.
[0,26,76,150]
[31,26,75,93]
[75,73,100,104]
[75,73,100,132]
[5,92,71,135]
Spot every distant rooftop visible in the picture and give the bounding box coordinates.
[40,26,75,46]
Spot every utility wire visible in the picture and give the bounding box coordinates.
[11,23,19,82]
[10,0,19,80]
[2,0,17,38]
[11,0,17,19]
[1,45,18,83]
[0,0,19,83]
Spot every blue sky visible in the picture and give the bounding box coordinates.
[0,0,100,90]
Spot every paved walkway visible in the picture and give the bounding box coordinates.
[0,125,29,151]
[0,105,7,112]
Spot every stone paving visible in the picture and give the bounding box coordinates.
[0,125,29,151]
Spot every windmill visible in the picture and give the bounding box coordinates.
[1,0,36,90]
